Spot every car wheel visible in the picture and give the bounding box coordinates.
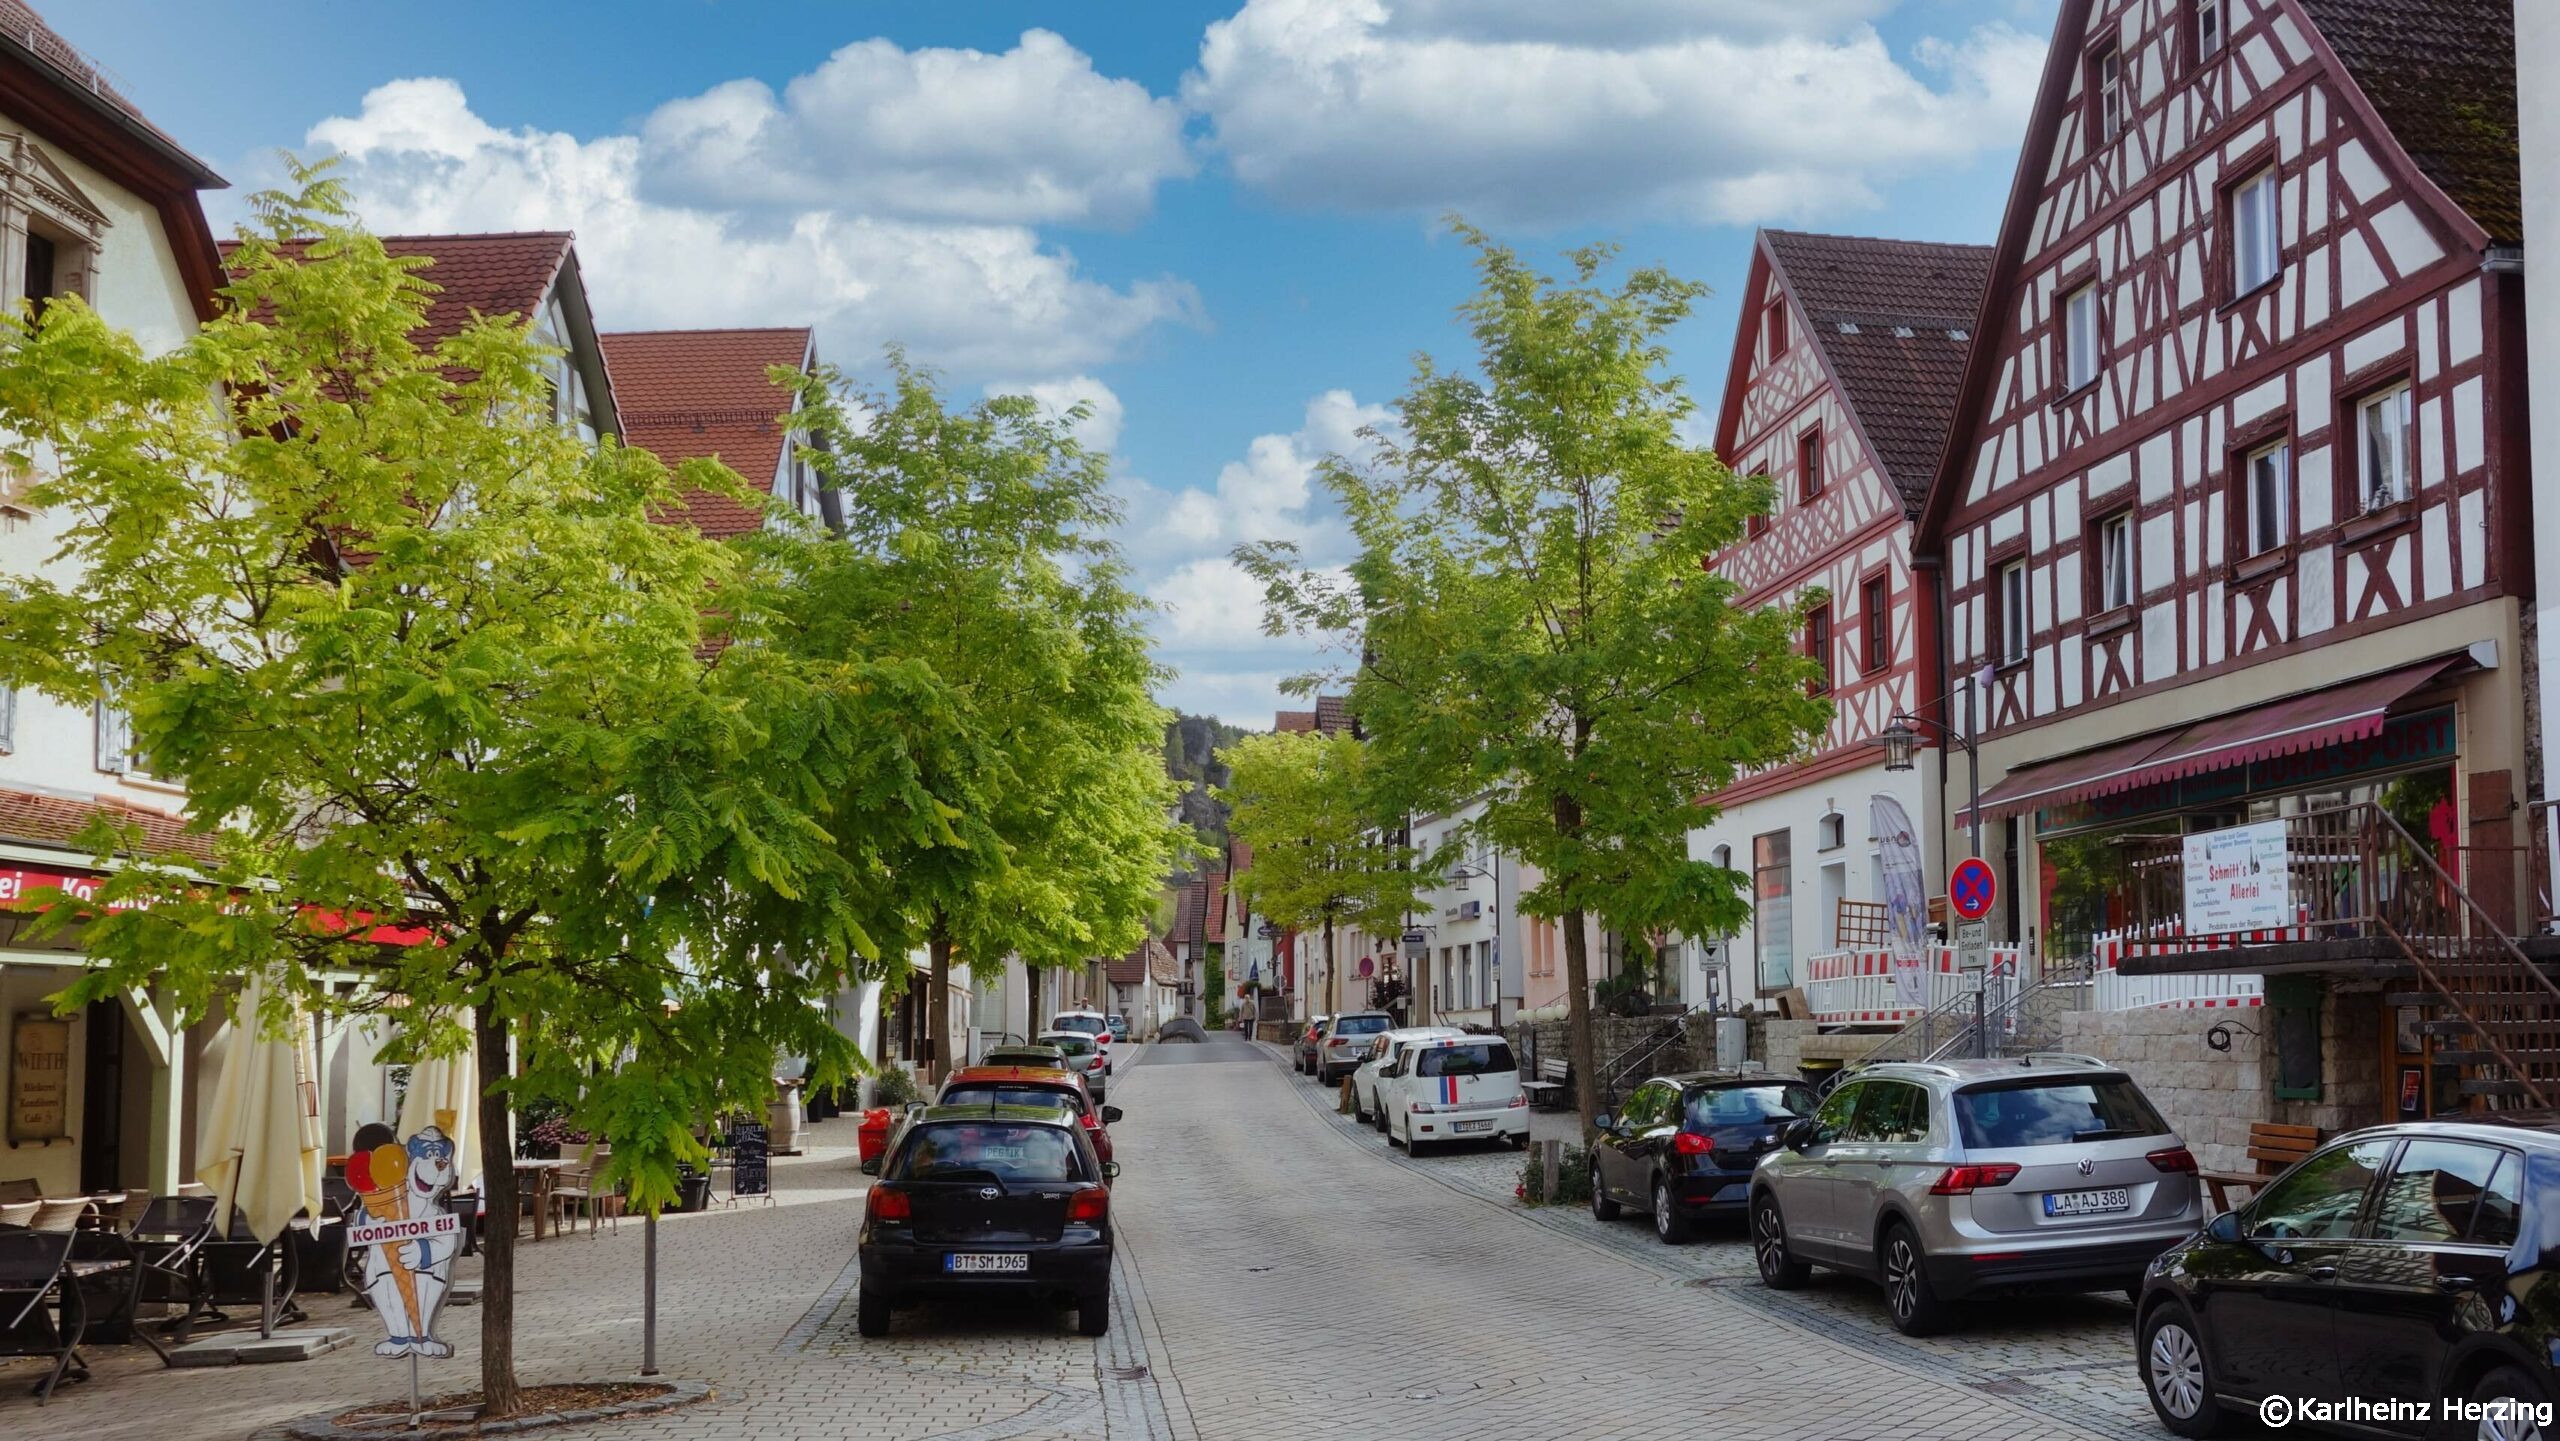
[855,1286,892,1339]
[1076,1290,1111,1338]
[1590,1163,1621,1221]
[1387,1118,1405,1149]
[1373,1106,1389,1134]
[2469,1365,2552,1441]
[1879,1223,1949,1336]
[1652,1178,1692,1245]
[1752,1194,1809,1289]
[2138,1301,2235,1438]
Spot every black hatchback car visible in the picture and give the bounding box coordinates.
[1590,1072,1821,1244]
[856,1103,1119,1338]
[2137,1119,2560,1438]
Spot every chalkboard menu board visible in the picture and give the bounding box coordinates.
[730,1120,770,1197]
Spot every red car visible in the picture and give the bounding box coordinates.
[935,1066,1122,1166]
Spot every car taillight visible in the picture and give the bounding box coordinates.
[866,1186,911,1222]
[2147,1145,2198,1174]
[1928,1163,2021,1195]
[1065,1187,1109,1224]
[1081,1112,1101,1130]
[1672,1132,1712,1155]
[1506,1094,1528,1109]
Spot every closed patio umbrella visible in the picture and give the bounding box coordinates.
[196,970,326,1334]
[394,1024,482,1195]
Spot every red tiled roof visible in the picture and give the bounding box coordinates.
[1314,694,1352,736]
[1762,231,1992,512]
[1107,936,1173,986]
[2299,0,2520,246]
[220,233,572,357]
[0,0,220,183]
[0,787,211,863]
[1273,710,1316,733]
[600,328,813,539]
[1205,873,1229,943]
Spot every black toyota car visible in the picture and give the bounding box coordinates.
[2137,1119,2560,1438]
[856,1103,1119,1338]
[1588,1072,1820,1244]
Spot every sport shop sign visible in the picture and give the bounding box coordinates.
[2182,821,2291,936]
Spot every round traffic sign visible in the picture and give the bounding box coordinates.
[1950,857,1997,920]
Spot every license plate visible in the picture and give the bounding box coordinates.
[2042,1187,2131,1217]
[1454,1120,1493,1133]
[944,1252,1030,1274]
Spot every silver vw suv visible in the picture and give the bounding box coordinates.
[1750,1055,2202,1335]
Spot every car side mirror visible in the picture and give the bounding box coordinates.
[2206,1210,2242,1244]
[1101,1105,1124,1125]
[1593,1111,1617,1135]
[1102,1161,1121,1182]
[1782,1118,1819,1151]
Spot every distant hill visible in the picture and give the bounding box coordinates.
[1164,711,1252,855]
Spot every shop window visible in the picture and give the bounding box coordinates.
[1861,573,1890,672]
[2356,381,2413,513]
[2232,168,2282,295]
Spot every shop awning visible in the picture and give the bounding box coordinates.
[1962,657,2464,824]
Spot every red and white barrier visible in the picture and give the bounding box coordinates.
[1804,945,2020,1025]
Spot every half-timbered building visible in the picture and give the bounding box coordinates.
[1916,0,2524,1139]
[1687,230,1990,1004]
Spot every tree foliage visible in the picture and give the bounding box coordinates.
[1240,224,1830,1134]
[0,170,959,1412]
[773,356,1180,1076]
[1217,730,1426,1016]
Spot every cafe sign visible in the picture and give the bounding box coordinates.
[2182,820,2291,936]
[9,1012,70,1145]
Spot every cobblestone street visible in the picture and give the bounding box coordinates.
[0,1036,2215,1441]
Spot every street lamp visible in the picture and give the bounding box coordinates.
[1877,665,1992,859]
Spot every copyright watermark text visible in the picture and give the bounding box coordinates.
[2259,1395,2554,1428]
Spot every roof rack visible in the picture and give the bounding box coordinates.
[2017,1052,2109,1070]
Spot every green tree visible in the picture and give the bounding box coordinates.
[1241,225,1830,1136]
[0,172,952,1414]
[1217,731,1426,1018]
[775,357,1179,1080]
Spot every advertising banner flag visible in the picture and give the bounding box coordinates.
[1873,796,1930,1007]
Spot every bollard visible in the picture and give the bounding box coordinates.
[1539,1139,1561,1203]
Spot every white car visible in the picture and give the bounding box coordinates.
[1380,1035,1531,1155]
[1049,1009,1113,1074]
[1351,1027,1465,1124]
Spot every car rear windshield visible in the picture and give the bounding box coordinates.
[1043,1035,1097,1057]
[897,1123,1081,1183]
[940,1085,1085,1115]
[1953,1077,2170,1149]
[1686,1084,1820,1127]
[1334,1015,1391,1037]
[1416,1041,1516,1077]
[1051,1015,1106,1035]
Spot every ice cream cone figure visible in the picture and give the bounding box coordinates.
[350,1121,458,1359]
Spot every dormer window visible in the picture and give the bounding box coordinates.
[2063,283,2100,392]
[2233,168,2281,294]
[2092,46,2125,143]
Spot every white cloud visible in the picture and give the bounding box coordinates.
[638,31,1194,226]
[1132,388,1389,556]
[304,77,1202,376]
[986,375,1125,454]
[1184,0,2047,225]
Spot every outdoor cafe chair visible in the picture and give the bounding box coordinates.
[0,1222,122,1403]
[0,1201,34,1229]
[199,1206,307,1332]
[124,1195,216,1345]
[26,1199,92,1234]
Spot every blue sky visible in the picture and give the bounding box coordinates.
[68,0,2058,724]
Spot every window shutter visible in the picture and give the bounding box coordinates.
[95,698,128,773]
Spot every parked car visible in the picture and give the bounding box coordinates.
[1750,1055,2200,1336]
[983,1043,1068,1070]
[1037,1029,1109,1103]
[1350,1027,1465,1123]
[855,1102,1118,1338]
[2136,1119,2557,1439]
[1293,1015,1333,1075]
[1590,1072,1821,1244]
[1105,1016,1130,1043]
[1378,1035,1530,1154]
[1049,1009,1113,1073]
[934,1066,1121,1166]
[1313,1012,1395,1085]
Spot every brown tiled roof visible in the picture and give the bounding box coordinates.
[1314,694,1352,736]
[0,788,211,864]
[1273,710,1315,733]
[600,328,813,539]
[1205,872,1229,943]
[220,233,572,351]
[2299,0,2520,246]
[1107,935,1174,987]
[1148,939,1179,986]
[0,0,221,184]
[1763,231,1992,512]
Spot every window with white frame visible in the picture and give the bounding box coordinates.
[2245,440,2292,555]
[2193,0,2223,61]
[0,138,104,319]
[2093,47,2125,142]
[2064,284,2100,392]
[1999,560,2030,665]
[2233,169,2281,293]
[2358,382,2413,512]
[2098,510,2134,610]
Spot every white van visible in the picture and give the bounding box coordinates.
[1378,1035,1530,1155]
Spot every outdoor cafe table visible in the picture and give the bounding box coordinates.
[512,1159,572,1241]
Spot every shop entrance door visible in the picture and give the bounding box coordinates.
[79,999,124,1192]
[2386,999,2465,1123]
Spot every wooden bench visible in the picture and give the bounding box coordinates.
[1521,1056,1570,1111]
[2199,1121,2324,1214]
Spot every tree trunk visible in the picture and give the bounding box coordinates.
[927,914,953,1086]
[472,1005,522,1418]
[1560,906,1602,1145]
[1324,921,1339,1017]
